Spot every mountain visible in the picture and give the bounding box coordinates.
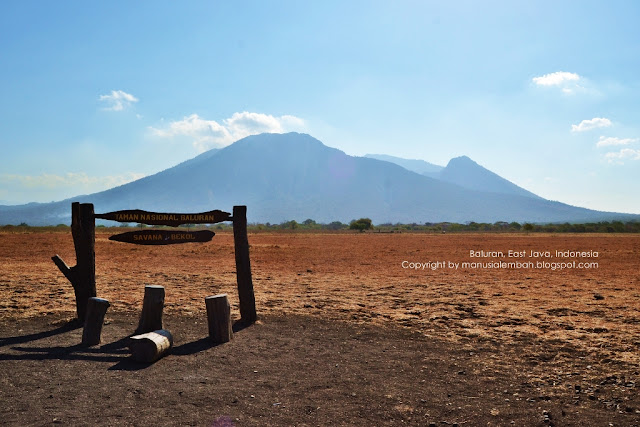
[366,153,540,199]
[438,156,542,199]
[1,132,638,225]
[364,154,443,177]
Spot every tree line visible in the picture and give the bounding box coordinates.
[2,219,639,233]
[248,219,640,233]
[376,220,640,233]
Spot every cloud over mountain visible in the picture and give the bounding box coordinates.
[149,111,305,152]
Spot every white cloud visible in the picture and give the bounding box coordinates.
[150,114,232,152]
[597,136,638,147]
[533,71,580,86]
[99,90,139,111]
[150,111,306,152]
[0,172,145,190]
[571,117,612,132]
[0,172,147,204]
[532,71,585,94]
[604,148,640,163]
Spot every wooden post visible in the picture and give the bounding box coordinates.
[82,297,110,346]
[205,294,233,343]
[129,329,173,363]
[51,202,97,321]
[233,205,257,324]
[136,285,165,334]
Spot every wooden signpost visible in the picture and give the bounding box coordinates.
[109,229,215,245]
[52,202,96,322]
[232,205,256,324]
[52,203,258,331]
[95,209,230,227]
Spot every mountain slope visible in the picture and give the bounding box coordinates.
[365,153,540,199]
[364,154,443,177]
[439,156,542,199]
[0,133,637,225]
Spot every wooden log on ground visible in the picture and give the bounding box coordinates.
[232,205,257,324]
[205,294,233,343]
[135,285,165,334]
[51,202,97,321]
[129,329,173,363]
[82,297,110,346]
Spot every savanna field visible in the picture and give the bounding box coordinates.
[1,229,639,425]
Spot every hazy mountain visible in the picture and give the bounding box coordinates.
[364,154,443,177]
[439,156,542,199]
[366,153,540,199]
[0,132,637,225]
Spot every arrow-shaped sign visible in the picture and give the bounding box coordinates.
[96,209,231,227]
[109,230,215,245]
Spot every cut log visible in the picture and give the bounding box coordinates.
[205,294,233,343]
[135,285,165,334]
[233,205,257,324]
[129,329,173,363]
[82,297,110,346]
[51,202,97,321]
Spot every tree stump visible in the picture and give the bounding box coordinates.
[129,329,173,363]
[136,285,165,334]
[82,297,110,346]
[205,294,233,343]
[233,205,257,324]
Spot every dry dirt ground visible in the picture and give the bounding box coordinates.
[0,230,639,426]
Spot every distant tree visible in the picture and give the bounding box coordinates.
[494,221,509,230]
[558,222,572,232]
[281,220,298,230]
[523,223,534,232]
[509,222,521,230]
[303,219,316,226]
[611,221,625,232]
[349,218,373,232]
[325,221,346,230]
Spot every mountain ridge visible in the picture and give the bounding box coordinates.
[439,155,542,199]
[1,132,637,225]
[366,153,541,200]
[364,154,443,177]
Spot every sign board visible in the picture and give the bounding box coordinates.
[95,209,231,227]
[109,230,215,245]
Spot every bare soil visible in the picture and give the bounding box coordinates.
[1,230,639,426]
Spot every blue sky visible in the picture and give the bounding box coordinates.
[1,1,639,213]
